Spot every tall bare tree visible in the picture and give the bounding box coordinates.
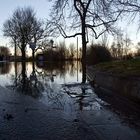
[3,7,45,61]
[49,0,125,59]
[48,0,125,82]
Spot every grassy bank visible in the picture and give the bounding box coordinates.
[93,59,140,77]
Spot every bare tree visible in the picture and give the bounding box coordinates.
[0,46,10,61]
[110,42,118,59]
[123,33,132,57]
[3,7,45,61]
[118,0,140,29]
[69,43,76,60]
[48,0,126,83]
[101,33,109,48]
[57,41,67,60]
[116,32,124,59]
[118,0,140,12]
[136,42,140,56]
[48,0,125,62]
[30,19,45,61]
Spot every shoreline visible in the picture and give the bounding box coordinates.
[87,66,140,103]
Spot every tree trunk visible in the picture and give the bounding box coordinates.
[21,44,26,61]
[81,19,87,83]
[14,39,17,61]
[32,49,35,61]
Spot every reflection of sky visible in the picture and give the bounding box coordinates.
[0,62,106,113]
[0,62,82,87]
[54,72,82,84]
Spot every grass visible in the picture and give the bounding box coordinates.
[94,58,140,77]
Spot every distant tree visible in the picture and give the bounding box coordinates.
[101,33,109,48]
[116,33,124,59]
[0,46,10,56]
[57,41,67,60]
[69,43,76,60]
[110,32,132,59]
[123,33,132,57]
[136,42,140,56]
[0,46,10,61]
[87,44,112,65]
[110,42,118,59]
[3,7,45,61]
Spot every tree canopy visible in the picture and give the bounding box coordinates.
[3,7,45,60]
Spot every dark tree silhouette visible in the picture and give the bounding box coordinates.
[118,1,140,30]
[3,7,45,61]
[118,0,140,11]
[48,0,125,60]
[48,0,125,83]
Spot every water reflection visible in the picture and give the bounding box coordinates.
[1,61,140,131]
[1,61,94,112]
[8,61,82,99]
[0,62,12,75]
[11,62,44,98]
[36,61,80,80]
[63,84,101,111]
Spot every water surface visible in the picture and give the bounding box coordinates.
[0,61,99,112]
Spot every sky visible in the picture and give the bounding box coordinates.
[0,0,77,55]
[0,0,51,45]
[0,0,139,54]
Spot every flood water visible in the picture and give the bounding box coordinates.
[0,61,140,140]
[0,61,100,111]
[0,61,82,87]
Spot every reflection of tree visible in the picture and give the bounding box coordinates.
[82,62,86,83]
[36,61,68,80]
[36,61,83,83]
[11,62,44,98]
[44,85,65,109]
[9,61,83,100]
[0,62,12,75]
[78,87,86,111]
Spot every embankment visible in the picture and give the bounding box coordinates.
[87,66,140,103]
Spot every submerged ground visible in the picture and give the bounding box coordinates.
[0,61,140,140]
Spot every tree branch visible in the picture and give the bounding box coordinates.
[49,21,82,38]
[118,0,140,9]
[86,10,122,28]
[74,0,83,19]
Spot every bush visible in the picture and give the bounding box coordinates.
[86,44,112,65]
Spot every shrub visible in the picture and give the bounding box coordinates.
[86,44,112,65]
